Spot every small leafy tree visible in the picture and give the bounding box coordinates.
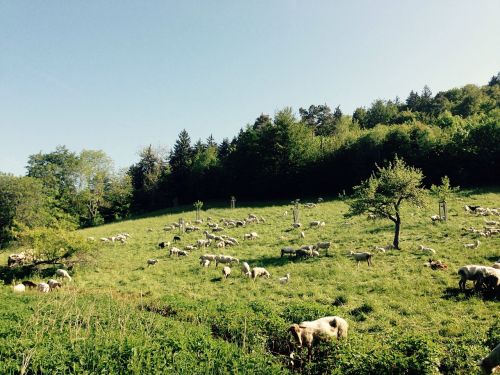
[430,176,459,220]
[193,200,203,221]
[346,157,425,249]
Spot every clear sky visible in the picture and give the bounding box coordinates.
[1,1,499,175]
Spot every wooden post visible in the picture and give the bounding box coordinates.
[179,218,184,234]
[439,201,447,221]
[292,199,300,225]
[230,196,236,209]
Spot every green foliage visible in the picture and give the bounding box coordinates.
[430,176,459,203]
[0,174,56,245]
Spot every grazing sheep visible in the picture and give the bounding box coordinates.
[241,262,251,277]
[222,266,231,279]
[177,250,189,256]
[251,267,270,279]
[418,245,436,254]
[199,254,217,263]
[37,283,50,293]
[281,247,296,257]
[158,241,170,249]
[279,273,290,284]
[476,267,500,292]
[309,221,325,228]
[169,247,182,256]
[430,215,444,222]
[215,255,239,267]
[244,232,259,240]
[295,248,315,258]
[22,280,37,289]
[216,241,225,248]
[315,241,331,254]
[201,259,210,267]
[47,279,62,290]
[13,284,26,293]
[457,265,490,290]
[289,316,348,360]
[479,343,500,374]
[147,259,158,266]
[173,235,181,243]
[55,269,72,281]
[349,251,373,267]
[196,239,210,248]
[464,239,481,249]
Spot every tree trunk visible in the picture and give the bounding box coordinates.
[393,218,401,250]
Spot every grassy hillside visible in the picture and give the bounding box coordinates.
[0,189,499,374]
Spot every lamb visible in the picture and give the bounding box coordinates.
[55,269,72,281]
[158,241,170,249]
[289,316,348,360]
[251,267,270,279]
[418,244,436,254]
[37,283,50,293]
[457,265,490,290]
[13,284,26,293]
[222,266,231,279]
[464,240,481,249]
[47,279,62,290]
[147,259,158,266]
[479,343,500,374]
[281,247,296,257]
[349,251,373,267]
[279,273,290,284]
[173,235,181,242]
[22,280,38,289]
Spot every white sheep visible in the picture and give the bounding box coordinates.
[200,259,210,267]
[279,273,290,284]
[169,247,181,256]
[55,269,72,281]
[199,254,217,263]
[147,259,158,266]
[457,265,490,290]
[479,343,500,374]
[222,266,231,279]
[37,283,50,293]
[241,262,251,277]
[215,255,239,267]
[47,279,62,290]
[430,214,444,222]
[464,240,481,249]
[13,284,26,293]
[418,245,436,254]
[309,221,325,228]
[244,232,259,240]
[289,316,348,360]
[184,245,195,251]
[349,251,373,267]
[251,267,270,279]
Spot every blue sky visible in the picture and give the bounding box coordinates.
[1,1,499,175]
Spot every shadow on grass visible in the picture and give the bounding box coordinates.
[0,264,60,284]
[252,255,324,268]
[441,287,498,302]
[210,277,223,282]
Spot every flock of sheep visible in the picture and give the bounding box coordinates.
[7,199,500,372]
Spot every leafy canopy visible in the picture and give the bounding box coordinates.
[347,156,426,223]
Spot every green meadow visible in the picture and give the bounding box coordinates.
[1,189,499,374]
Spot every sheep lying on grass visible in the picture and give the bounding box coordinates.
[418,245,436,254]
[13,284,25,293]
[479,343,500,374]
[424,259,448,270]
[349,251,373,267]
[464,240,481,249]
[289,316,348,360]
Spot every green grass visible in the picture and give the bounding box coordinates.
[0,190,499,374]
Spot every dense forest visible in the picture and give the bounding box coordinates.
[1,74,499,243]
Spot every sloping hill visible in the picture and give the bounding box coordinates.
[1,190,499,374]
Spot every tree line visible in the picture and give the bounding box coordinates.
[1,73,498,244]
